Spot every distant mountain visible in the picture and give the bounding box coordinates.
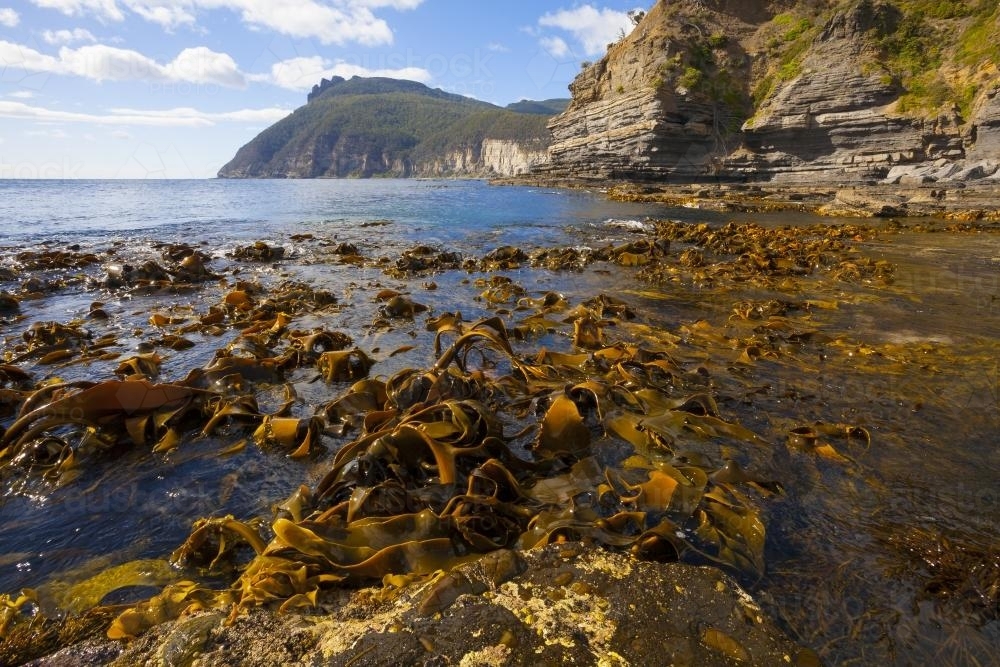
[218,77,559,179]
[505,99,570,115]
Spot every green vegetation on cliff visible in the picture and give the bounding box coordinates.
[219,77,563,178]
[747,0,1000,118]
[868,0,1000,115]
[504,99,570,115]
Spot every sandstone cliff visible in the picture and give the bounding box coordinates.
[539,0,1000,185]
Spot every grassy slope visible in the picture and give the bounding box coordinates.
[223,82,554,176]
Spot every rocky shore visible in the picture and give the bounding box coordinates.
[494,177,1000,221]
[3,184,998,666]
[26,545,816,667]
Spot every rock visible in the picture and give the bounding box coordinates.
[533,0,998,184]
[0,291,20,312]
[884,165,914,185]
[928,162,964,181]
[899,173,935,186]
[26,546,815,666]
[537,1,744,181]
[820,189,908,217]
[968,88,1000,161]
[952,160,999,181]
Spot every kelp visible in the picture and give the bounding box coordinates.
[170,517,268,571]
[7,217,964,662]
[638,220,894,289]
[232,241,286,262]
[0,326,348,480]
[386,245,463,278]
[86,300,780,639]
[99,246,219,290]
[43,559,178,614]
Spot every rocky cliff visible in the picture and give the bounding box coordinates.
[408,139,548,178]
[538,0,1000,185]
[219,77,560,179]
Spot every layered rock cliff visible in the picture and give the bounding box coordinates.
[218,77,559,179]
[539,0,1000,184]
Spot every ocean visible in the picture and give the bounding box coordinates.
[0,178,669,248]
[0,179,997,665]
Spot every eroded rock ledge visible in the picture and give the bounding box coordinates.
[27,546,816,667]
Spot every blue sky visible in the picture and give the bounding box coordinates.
[0,1,646,178]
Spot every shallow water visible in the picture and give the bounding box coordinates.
[1,179,997,665]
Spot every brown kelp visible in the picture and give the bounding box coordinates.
[1,218,995,667]
[82,298,778,638]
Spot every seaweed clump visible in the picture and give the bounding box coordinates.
[0,283,778,646]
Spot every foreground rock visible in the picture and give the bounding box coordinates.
[26,546,815,667]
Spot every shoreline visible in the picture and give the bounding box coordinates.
[493,176,1000,221]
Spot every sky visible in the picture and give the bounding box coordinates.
[0,1,647,178]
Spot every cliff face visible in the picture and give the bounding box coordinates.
[219,138,544,179]
[542,0,746,180]
[393,139,547,178]
[540,0,1000,184]
[732,0,963,181]
[218,77,560,179]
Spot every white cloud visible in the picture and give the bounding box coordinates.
[28,127,70,138]
[111,105,290,123]
[0,7,19,26]
[538,5,633,56]
[165,47,244,86]
[0,99,290,126]
[8,90,36,99]
[353,0,422,8]
[220,1,396,45]
[539,36,571,59]
[29,0,426,45]
[122,0,195,28]
[0,40,247,87]
[111,129,132,139]
[1,42,62,75]
[256,55,431,91]
[58,44,167,81]
[32,0,124,21]
[42,28,99,45]
[487,42,509,53]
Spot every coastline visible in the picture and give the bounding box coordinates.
[493,176,1000,222]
